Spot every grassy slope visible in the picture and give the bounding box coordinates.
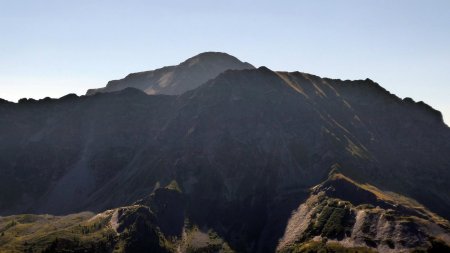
[0,212,116,253]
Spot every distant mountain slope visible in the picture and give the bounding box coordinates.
[86,52,254,95]
[0,54,449,252]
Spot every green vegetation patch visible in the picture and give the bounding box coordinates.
[0,212,116,253]
[166,179,182,193]
[303,198,354,241]
[280,240,377,253]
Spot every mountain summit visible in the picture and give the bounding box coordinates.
[86,52,254,96]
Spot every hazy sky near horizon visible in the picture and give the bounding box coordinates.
[1,0,449,123]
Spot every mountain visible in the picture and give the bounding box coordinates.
[86,52,254,95]
[0,53,449,252]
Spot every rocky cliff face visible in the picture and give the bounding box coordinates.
[277,170,450,253]
[0,53,449,252]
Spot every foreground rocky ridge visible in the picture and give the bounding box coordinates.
[0,53,449,252]
[0,181,234,253]
[1,173,448,253]
[277,170,450,253]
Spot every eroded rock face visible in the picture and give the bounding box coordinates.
[277,173,450,253]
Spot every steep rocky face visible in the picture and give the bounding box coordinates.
[0,89,176,214]
[86,52,254,95]
[0,56,449,252]
[277,171,450,253]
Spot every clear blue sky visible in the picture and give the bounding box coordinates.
[1,0,449,123]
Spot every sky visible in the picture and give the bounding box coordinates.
[1,0,449,123]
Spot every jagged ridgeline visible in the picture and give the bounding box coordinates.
[0,52,449,252]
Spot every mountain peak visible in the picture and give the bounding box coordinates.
[185,51,242,61]
[86,52,254,96]
[180,51,254,68]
